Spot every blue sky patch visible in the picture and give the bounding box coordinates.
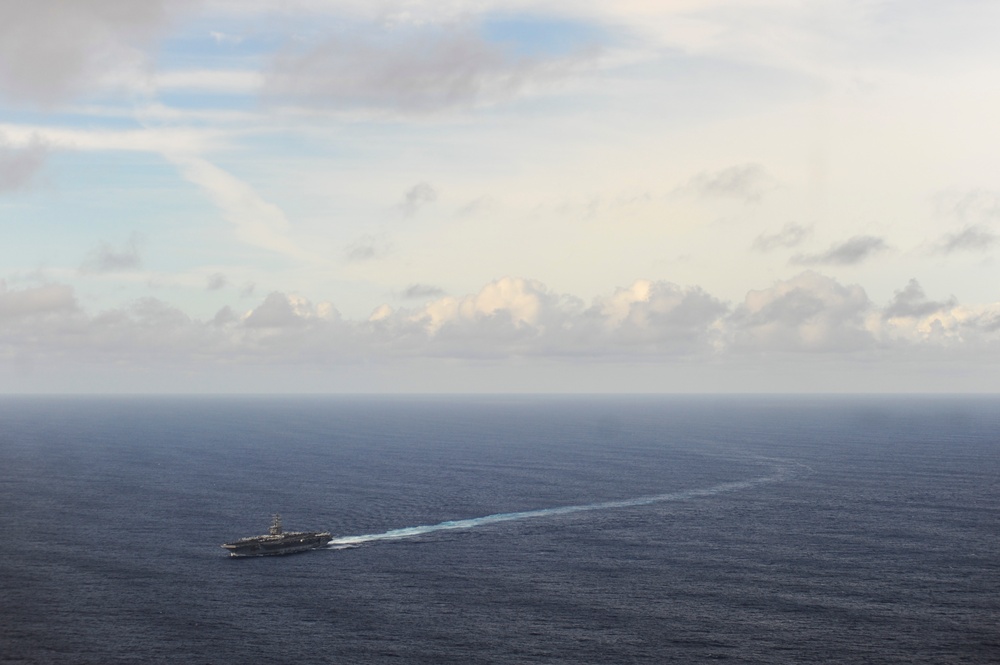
[480,15,610,57]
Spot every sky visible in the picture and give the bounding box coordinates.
[1,0,999,393]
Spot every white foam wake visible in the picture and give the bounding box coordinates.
[327,465,787,549]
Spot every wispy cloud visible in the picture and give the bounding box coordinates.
[402,284,446,299]
[399,182,437,217]
[792,236,888,266]
[753,223,811,252]
[0,123,218,154]
[152,68,262,94]
[933,188,1000,225]
[455,196,498,218]
[80,235,142,274]
[209,30,244,46]
[168,154,307,259]
[345,234,390,262]
[684,163,776,203]
[935,225,998,254]
[929,189,1000,254]
[206,273,228,291]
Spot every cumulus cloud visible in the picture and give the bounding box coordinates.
[0,281,77,321]
[753,223,811,252]
[362,278,567,359]
[976,313,1000,334]
[684,163,776,203]
[0,0,196,105]
[365,277,730,358]
[212,306,237,326]
[4,274,1000,385]
[411,277,555,335]
[730,272,874,352]
[243,292,312,328]
[80,236,142,273]
[879,301,1000,347]
[884,279,956,319]
[0,136,48,192]
[792,235,888,266]
[262,23,597,113]
[399,182,437,217]
[591,280,727,351]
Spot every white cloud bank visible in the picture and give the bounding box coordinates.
[0,0,197,105]
[2,1,999,393]
[0,135,48,192]
[262,21,601,114]
[3,273,999,393]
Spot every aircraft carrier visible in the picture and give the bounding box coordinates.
[221,514,332,557]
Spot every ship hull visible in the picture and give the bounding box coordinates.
[222,532,332,557]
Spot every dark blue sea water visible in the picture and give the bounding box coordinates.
[1,395,998,664]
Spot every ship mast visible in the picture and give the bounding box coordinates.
[269,514,283,535]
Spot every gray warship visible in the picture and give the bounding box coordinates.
[222,514,333,557]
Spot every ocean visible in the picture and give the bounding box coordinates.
[1,395,998,664]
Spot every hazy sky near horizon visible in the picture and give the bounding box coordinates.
[2,0,999,393]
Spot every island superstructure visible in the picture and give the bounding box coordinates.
[221,514,333,557]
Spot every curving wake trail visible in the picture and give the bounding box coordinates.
[327,458,802,550]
